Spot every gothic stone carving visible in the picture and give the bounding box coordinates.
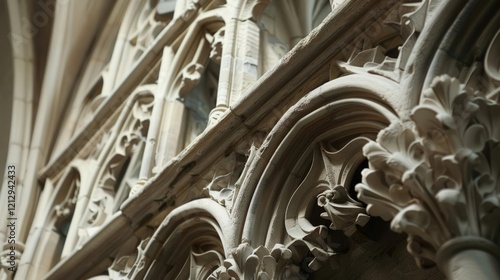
[315,140,370,237]
[334,0,428,82]
[287,137,370,245]
[78,92,154,245]
[108,238,150,280]
[199,133,264,211]
[356,72,500,267]
[209,243,307,280]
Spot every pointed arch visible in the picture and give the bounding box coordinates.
[20,162,92,278]
[133,199,233,279]
[229,74,400,275]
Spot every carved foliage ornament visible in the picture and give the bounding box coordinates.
[315,140,370,237]
[356,73,500,267]
[286,138,370,243]
[108,238,150,280]
[209,243,307,280]
[335,0,431,82]
[202,134,264,211]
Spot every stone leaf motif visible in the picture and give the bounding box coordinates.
[356,75,500,267]
[285,226,337,273]
[282,138,369,273]
[201,151,246,209]
[222,225,336,277]
[209,243,307,280]
[315,139,370,237]
[336,0,429,82]
[317,185,369,237]
[203,134,264,211]
[108,238,150,280]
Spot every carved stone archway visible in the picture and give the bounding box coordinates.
[226,75,404,278]
[128,199,232,279]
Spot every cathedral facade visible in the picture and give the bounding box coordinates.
[1,0,500,279]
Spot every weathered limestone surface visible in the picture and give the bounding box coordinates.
[0,0,499,279]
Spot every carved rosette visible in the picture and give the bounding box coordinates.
[356,74,500,267]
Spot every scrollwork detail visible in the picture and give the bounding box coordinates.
[317,185,369,237]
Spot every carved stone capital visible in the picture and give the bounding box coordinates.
[356,74,500,268]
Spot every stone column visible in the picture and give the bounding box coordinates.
[437,237,500,280]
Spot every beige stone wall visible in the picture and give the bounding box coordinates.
[1,0,499,279]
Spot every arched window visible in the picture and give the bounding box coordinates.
[28,168,82,276]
